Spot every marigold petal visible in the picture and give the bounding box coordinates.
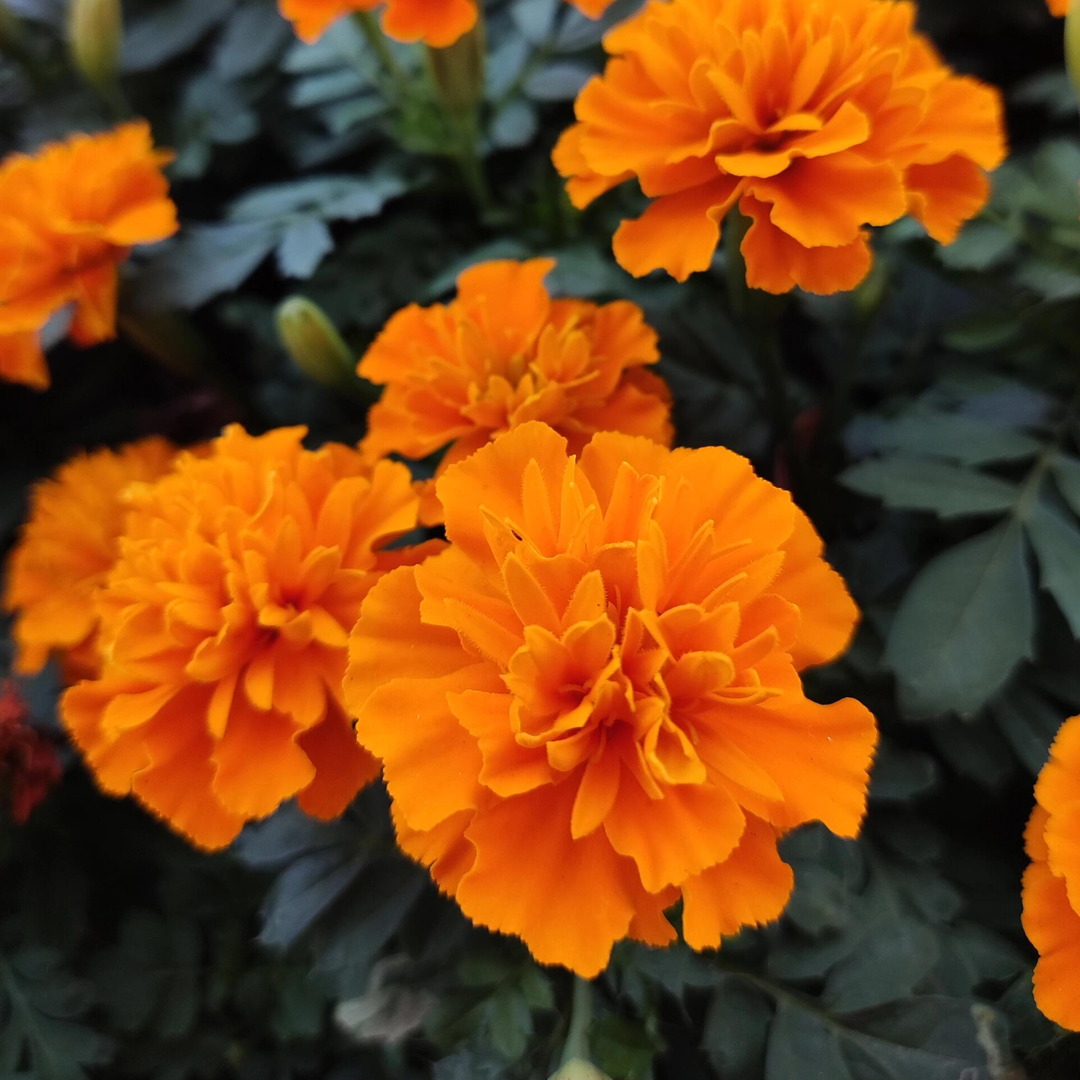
[380,0,476,46]
[612,178,743,282]
[0,331,50,390]
[718,694,877,837]
[603,768,746,893]
[456,780,641,977]
[740,195,873,295]
[1023,860,1080,1032]
[746,155,906,249]
[905,155,989,245]
[681,815,794,951]
[296,704,380,820]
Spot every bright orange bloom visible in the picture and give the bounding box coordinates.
[345,422,877,976]
[1048,0,1068,15]
[0,122,178,389]
[1023,714,1080,1031]
[554,0,1008,295]
[3,439,176,680]
[280,0,614,46]
[61,425,437,850]
[358,259,673,511]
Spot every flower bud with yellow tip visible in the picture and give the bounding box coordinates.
[68,0,122,96]
[276,295,369,397]
[548,1060,612,1080]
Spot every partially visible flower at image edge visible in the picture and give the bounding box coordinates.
[345,421,878,976]
[1022,713,1080,1032]
[358,258,673,522]
[1048,0,1068,15]
[554,0,1008,295]
[0,682,62,824]
[279,0,616,48]
[61,425,439,850]
[3,438,177,682]
[0,121,178,389]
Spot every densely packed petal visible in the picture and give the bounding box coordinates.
[554,0,1008,294]
[358,259,673,513]
[345,421,877,975]
[4,439,177,680]
[1023,714,1080,1031]
[0,122,178,388]
[61,425,435,849]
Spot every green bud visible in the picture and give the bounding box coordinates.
[275,296,357,390]
[68,0,122,95]
[548,1060,611,1080]
[1067,0,1080,103]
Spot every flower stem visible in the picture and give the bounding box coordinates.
[426,16,492,214]
[352,11,409,99]
[561,977,594,1067]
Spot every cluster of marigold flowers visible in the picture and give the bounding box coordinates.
[3,0,1078,1022]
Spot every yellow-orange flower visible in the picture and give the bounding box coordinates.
[0,122,178,390]
[554,0,1007,295]
[358,259,673,506]
[345,422,877,976]
[280,0,615,46]
[61,425,437,850]
[3,439,176,680]
[1023,714,1080,1031]
[1049,0,1068,15]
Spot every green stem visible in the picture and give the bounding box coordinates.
[352,11,410,99]
[561,977,593,1067]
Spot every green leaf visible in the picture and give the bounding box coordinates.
[1051,454,1080,518]
[765,994,1009,1080]
[1026,500,1080,637]
[276,219,334,279]
[850,410,1042,466]
[885,521,1034,718]
[592,1015,662,1080]
[702,980,772,1079]
[92,911,199,1038]
[936,221,1017,271]
[121,0,233,71]
[765,1000,849,1080]
[989,682,1063,775]
[0,946,113,1080]
[841,458,1018,519]
[228,175,408,224]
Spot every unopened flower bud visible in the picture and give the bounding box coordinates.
[275,296,356,390]
[68,0,122,95]
[1067,0,1080,103]
[548,1060,611,1080]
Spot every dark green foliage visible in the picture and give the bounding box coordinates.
[4,0,1080,1075]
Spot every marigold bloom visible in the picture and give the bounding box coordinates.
[1023,714,1080,1031]
[280,0,614,46]
[1049,0,1067,15]
[554,0,1008,294]
[0,122,177,390]
[61,425,436,850]
[358,259,673,502]
[345,422,877,976]
[4,438,176,680]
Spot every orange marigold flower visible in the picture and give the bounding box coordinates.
[345,421,877,976]
[1023,714,1080,1031]
[61,425,437,850]
[358,259,673,498]
[280,0,615,46]
[1049,0,1068,14]
[0,121,177,390]
[553,0,1008,295]
[4,438,177,680]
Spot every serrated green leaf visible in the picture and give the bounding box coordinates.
[765,1000,850,1080]
[852,410,1042,466]
[841,457,1018,518]
[703,980,772,1079]
[885,521,1034,718]
[1026,500,1080,637]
